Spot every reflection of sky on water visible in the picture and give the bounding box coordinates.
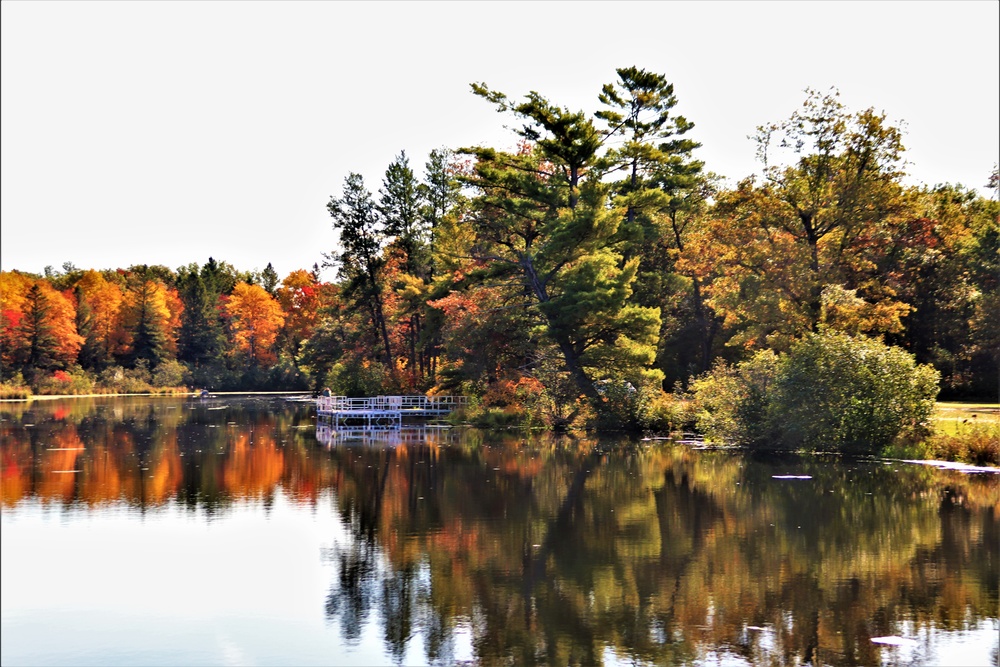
[2,492,344,665]
[2,491,475,666]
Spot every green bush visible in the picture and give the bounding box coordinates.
[470,406,525,429]
[690,351,780,445]
[189,362,241,392]
[265,356,311,391]
[96,365,153,394]
[774,331,939,453]
[152,360,189,388]
[327,359,390,397]
[644,393,688,434]
[691,332,939,454]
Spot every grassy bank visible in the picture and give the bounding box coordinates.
[930,402,999,434]
[918,401,999,466]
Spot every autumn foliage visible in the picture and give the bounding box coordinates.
[1,75,997,414]
[225,282,285,366]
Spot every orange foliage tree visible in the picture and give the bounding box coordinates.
[4,280,83,379]
[0,271,36,379]
[225,282,285,367]
[73,270,125,368]
[276,269,322,358]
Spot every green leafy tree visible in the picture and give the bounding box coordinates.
[682,90,911,352]
[751,88,907,326]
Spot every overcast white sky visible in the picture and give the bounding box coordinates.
[2,1,998,280]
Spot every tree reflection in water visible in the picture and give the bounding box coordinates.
[2,397,997,666]
[321,431,998,666]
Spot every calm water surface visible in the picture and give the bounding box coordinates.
[1,396,997,666]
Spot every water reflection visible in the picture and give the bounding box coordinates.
[2,396,325,512]
[1,397,998,666]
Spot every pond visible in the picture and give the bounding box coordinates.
[1,396,997,666]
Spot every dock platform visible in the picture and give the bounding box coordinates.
[316,395,469,431]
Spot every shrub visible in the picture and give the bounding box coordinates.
[690,351,780,445]
[691,331,940,454]
[328,359,390,397]
[928,423,1000,466]
[96,365,153,394]
[265,356,310,391]
[644,393,688,434]
[471,406,525,429]
[0,375,32,399]
[152,360,189,388]
[33,368,95,395]
[477,376,548,428]
[189,362,241,392]
[590,369,669,432]
[773,331,939,453]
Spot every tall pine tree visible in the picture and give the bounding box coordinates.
[462,83,662,415]
[327,173,397,379]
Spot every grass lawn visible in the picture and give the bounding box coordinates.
[932,401,999,436]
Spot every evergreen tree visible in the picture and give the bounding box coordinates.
[420,148,463,280]
[200,257,247,296]
[378,151,428,277]
[17,284,60,374]
[260,262,279,296]
[123,267,170,368]
[596,66,702,240]
[595,67,716,378]
[463,84,662,414]
[327,173,396,378]
[74,284,102,370]
[177,267,224,368]
[13,282,83,380]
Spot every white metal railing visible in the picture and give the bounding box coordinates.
[317,395,469,413]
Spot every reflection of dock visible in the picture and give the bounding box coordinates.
[316,423,462,447]
[316,395,469,431]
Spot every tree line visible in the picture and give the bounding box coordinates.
[2,68,998,424]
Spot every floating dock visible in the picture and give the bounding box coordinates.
[316,395,469,431]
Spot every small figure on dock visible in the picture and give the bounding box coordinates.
[321,387,332,397]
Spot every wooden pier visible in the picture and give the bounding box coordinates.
[316,395,469,431]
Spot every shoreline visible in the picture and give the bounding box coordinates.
[0,390,313,403]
